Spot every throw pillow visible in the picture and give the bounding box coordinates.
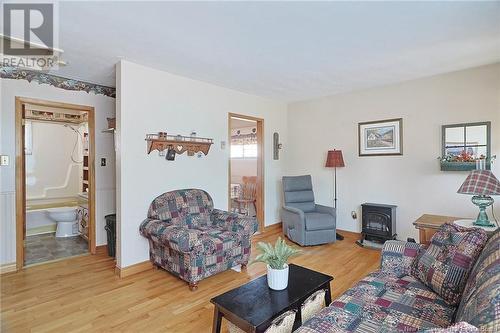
[410,223,487,305]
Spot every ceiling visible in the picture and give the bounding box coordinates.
[47,1,500,102]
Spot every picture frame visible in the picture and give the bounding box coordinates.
[358,118,403,156]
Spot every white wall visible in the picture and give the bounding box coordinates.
[286,63,500,241]
[116,60,288,268]
[25,121,82,200]
[0,78,116,265]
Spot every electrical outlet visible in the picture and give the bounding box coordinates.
[351,211,357,219]
[0,155,9,166]
[101,158,106,166]
[221,141,226,149]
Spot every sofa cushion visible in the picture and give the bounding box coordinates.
[410,223,487,305]
[296,270,456,333]
[304,212,335,231]
[211,208,258,235]
[424,322,478,332]
[455,229,499,332]
[193,226,244,256]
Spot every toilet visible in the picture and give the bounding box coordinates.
[47,207,80,237]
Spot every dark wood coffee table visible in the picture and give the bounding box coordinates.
[210,264,333,333]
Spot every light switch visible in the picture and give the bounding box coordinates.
[0,155,9,166]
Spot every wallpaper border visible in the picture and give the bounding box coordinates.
[1,67,116,98]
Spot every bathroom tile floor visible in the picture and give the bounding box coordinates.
[24,233,88,265]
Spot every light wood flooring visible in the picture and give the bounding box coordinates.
[1,227,380,333]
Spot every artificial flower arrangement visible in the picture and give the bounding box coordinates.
[438,151,496,171]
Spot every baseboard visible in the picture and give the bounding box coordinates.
[0,262,17,275]
[115,260,152,278]
[336,229,361,237]
[264,222,282,233]
[96,244,108,252]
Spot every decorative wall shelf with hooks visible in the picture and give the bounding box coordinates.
[145,132,213,158]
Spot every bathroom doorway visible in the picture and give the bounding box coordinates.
[15,97,96,269]
[228,113,264,232]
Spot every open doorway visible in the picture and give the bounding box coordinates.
[15,97,96,269]
[228,113,264,232]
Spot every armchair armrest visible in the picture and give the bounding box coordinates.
[380,240,422,277]
[315,204,336,217]
[211,209,258,235]
[139,218,202,253]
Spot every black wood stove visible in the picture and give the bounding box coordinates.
[357,203,397,247]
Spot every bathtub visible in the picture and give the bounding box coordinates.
[26,196,87,236]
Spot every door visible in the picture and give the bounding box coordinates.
[228,113,265,232]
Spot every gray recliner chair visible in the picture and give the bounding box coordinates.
[281,175,336,246]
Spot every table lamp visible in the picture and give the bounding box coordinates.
[457,170,500,227]
[326,149,345,240]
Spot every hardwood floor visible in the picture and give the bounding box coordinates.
[1,228,380,333]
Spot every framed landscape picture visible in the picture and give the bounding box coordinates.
[358,118,403,156]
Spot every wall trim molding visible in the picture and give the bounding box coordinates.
[337,229,361,237]
[1,67,116,98]
[115,260,153,278]
[264,222,282,233]
[0,262,17,275]
[96,245,108,251]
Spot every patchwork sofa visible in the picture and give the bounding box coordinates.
[139,189,258,290]
[297,227,499,332]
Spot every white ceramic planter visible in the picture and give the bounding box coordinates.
[267,264,289,290]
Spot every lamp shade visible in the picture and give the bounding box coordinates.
[325,150,345,168]
[457,170,500,195]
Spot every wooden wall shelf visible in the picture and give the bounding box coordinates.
[145,133,213,156]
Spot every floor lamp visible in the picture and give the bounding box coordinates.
[326,149,345,240]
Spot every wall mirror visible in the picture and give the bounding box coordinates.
[441,121,491,171]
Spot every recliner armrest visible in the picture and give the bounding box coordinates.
[315,204,335,217]
[282,206,304,218]
[281,206,305,231]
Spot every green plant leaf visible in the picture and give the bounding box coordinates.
[250,237,301,269]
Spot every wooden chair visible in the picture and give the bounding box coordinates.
[234,176,257,216]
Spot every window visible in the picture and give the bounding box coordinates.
[231,143,257,159]
[231,144,243,158]
[442,122,490,160]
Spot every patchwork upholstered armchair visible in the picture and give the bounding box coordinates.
[140,189,258,290]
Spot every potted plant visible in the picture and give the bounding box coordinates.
[251,237,301,290]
